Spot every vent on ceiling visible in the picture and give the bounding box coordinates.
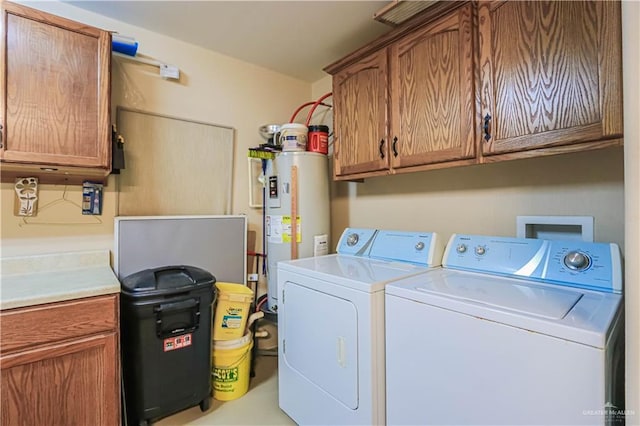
[373,0,439,27]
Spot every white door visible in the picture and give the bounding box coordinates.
[282,281,359,409]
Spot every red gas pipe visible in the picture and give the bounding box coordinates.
[289,100,331,124]
[304,92,332,126]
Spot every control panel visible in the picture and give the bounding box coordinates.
[444,234,622,293]
[369,230,442,267]
[336,228,443,267]
[336,228,378,256]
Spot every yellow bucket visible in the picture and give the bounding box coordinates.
[211,332,254,401]
[213,282,254,340]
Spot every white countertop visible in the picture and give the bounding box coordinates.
[1,250,121,310]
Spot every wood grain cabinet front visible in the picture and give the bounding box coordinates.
[0,294,120,426]
[328,3,476,181]
[477,0,623,161]
[0,1,112,184]
[389,3,476,173]
[326,0,623,180]
[332,49,390,178]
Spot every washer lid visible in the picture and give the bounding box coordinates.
[415,270,581,320]
[386,269,622,348]
[278,254,432,292]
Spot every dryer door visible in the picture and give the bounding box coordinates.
[282,281,359,409]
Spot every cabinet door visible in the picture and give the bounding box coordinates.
[390,3,475,170]
[1,333,120,426]
[1,2,111,168]
[332,49,389,179]
[478,0,622,156]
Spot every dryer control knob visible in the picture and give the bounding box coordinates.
[415,242,425,251]
[475,246,486,256]
[564,251,591,271]
[456,244,467,253]
[346,233,359,246]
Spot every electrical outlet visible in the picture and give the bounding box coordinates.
[248,273,259,282]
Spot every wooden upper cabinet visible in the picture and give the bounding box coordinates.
[390,3,475,170]
[328,2,476,180]
[332,49,389,178]
[0,1,111,184]
[323,0,623,179]
[478,0,623,157]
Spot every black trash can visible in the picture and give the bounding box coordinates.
[120,265,216,426]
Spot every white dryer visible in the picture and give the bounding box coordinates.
[277,228,444,425]
[385,234,624,426]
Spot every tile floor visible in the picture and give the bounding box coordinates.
[154,355,296,425]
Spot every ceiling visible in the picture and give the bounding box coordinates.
[64,1,395,82]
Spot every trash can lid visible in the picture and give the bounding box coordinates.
[121,265,216,297]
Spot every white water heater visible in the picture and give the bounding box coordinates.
[266,151,330,313]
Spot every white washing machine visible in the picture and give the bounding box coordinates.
[277,228,444,425]
[385,234,624,426]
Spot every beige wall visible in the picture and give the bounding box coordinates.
[1,176,118,255]
[329,149,624,248]
[1,1,312,257]
[622,0,640,417]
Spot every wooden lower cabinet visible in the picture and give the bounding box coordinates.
[0,295,120,426]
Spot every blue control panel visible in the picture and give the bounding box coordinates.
[444,234,622,293]
[336,228,378,256]
[369,230,439,266]
[337,228,442,267]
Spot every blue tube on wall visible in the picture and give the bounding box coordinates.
[112,34,138,56]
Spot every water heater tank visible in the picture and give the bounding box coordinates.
[265,151,330,313]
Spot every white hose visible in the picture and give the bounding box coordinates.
[246,311,264,330]
[254,330,269,338]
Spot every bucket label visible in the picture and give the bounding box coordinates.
[163,333,192,352]
[213,367,239,383]
[281,134,307,151]
[222,314,242,329]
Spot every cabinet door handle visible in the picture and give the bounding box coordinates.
[379,139,385,159]
[0,123,3,148]
[392,136,398,157]
[483,113,492,142]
